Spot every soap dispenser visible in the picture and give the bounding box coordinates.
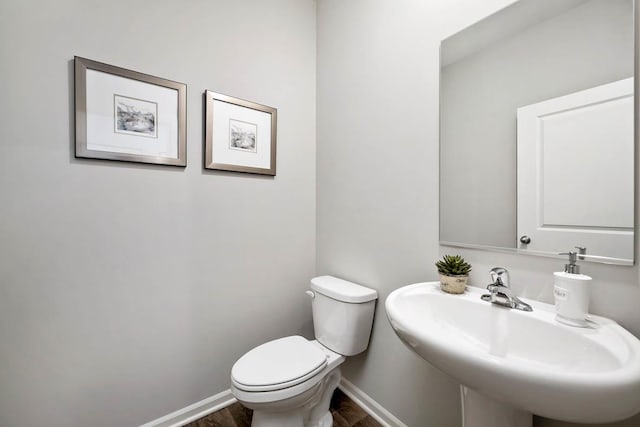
[554,249,592,327]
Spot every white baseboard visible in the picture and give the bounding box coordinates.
[338,378,408,427]
[139,378,406,427]
[139,389,236,427]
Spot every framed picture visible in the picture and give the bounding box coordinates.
[205,90,277,175]
[75,56,187,167]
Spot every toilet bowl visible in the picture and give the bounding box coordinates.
[230,276,377,427]
[231,337,344,427]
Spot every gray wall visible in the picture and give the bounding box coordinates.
[317,0,640,426]
[440,0,634,248]
[317,0,514,425]
[0,1,316,426]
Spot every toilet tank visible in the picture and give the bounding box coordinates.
[310,276,377,356]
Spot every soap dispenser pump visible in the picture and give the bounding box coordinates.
[554,248,592,327]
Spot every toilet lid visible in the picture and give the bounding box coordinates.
[231,336,328,392]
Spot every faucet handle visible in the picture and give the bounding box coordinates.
[489,267,509,288]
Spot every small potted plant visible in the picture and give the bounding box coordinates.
[436,254,472,294]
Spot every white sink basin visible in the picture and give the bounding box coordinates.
[386,282,640,424]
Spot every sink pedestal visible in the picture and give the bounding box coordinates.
[461,386,531,427]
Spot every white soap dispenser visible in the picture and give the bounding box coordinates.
[554,249,592,327]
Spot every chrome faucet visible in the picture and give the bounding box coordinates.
[481,267,533,312]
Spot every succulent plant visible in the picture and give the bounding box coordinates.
[435,254,472,276]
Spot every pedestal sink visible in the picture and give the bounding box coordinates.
[385,282,640,427]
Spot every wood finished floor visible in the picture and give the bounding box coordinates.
[184,389,382,427]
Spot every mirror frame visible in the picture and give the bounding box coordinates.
[438,0,639,266]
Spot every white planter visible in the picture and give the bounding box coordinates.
[439,274,468,294]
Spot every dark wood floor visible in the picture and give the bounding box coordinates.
[184,388,382,427]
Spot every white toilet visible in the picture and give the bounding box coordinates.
[230,275,378,427]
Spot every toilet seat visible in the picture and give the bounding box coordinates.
[231,336,328,392]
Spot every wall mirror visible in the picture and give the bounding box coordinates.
[439,0,637,265]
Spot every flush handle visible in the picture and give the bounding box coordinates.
[305,290,315,299]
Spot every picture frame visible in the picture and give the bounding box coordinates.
[75,56,187,167]
[205,90,277,175]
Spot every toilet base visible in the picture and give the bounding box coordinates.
[252,409,305,427]
[313,412,334,427]
[251,410,333,427]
